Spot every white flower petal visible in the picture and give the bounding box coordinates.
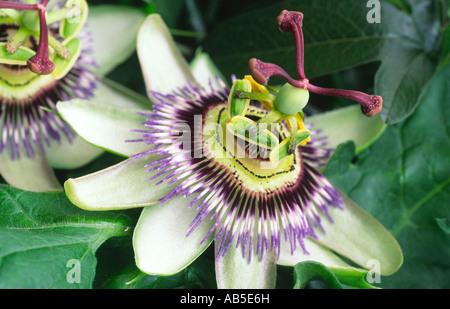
[306,105,386,154]
[57,99,148,157]
[314,191,403,276]
[0,147,62,192]
[45,135,103,169]
[190,51,228,89]
[133,194,215,275]
[86,5,146,76]
[92,78,152,111]
[278,237,351,268]
[65,155,177,210]
[215,237,277,289]
[137,14,199,101]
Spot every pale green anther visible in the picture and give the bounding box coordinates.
[293,129,310,148]
[59,0,88,40]
[274,83,309,115]
[48,35,70,59]
[269,129,310,164]
[51,37,81,80]
[227,79,252,118]
[227,116,279,150]
[286,114,298,155]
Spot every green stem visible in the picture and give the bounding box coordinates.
[47,7,81,25]
[258,108,284,124]
[235,91,276,103]
[169,28,205,39]
[5,26,31,54]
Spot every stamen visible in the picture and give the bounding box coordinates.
[48,34,70,59]
[5,27,30,54]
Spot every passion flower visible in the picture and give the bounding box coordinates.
[59,13,402,289]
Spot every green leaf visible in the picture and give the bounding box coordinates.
[408,0,441,54]
[375,44,436,124]
[203,0,417,79]
[149,0,185,29]
[99,255,216,289]
[294,261,342,289]
[439,24,450,67]
[0,185,130,288]
[294,261,376,289]
[202,0,438,125]
[436,218,450,235]
[323,64,450,288]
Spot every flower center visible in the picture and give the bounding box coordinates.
[137,79,341,261]
[0,0,87,76]
[202,103,303,195]
[0,23,59,101]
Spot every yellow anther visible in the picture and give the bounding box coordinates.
[244,75,273,110]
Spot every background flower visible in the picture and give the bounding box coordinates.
[0,1,147,192]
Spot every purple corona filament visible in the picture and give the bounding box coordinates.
[249,10,383,117]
